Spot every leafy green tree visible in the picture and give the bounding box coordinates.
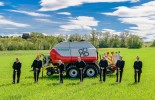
[126,35,143,49]
[90,30,99,48]
[151,40,155,47]
[68,33,82,41]
[119,32,129,48]
[56,34,65,42]
[109,34,120,48]
[99,32,111,48]
[30,32,45,38]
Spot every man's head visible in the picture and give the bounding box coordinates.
[36,56,40,60]
[16,58,19,62]
[136,56,140,60]
[120,56,123,60]
[102,56,106,60]
[77,57,81,62]
[58,60,62,64]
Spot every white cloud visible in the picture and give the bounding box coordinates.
[0,15,30,27]
[103,1,155,18]
[0,19,30,27]
[131,0,140,3]
[102,29,121,35]
[57,12,71,16]
[141,34,155,42]
[1,33,22,37]
[35,18,60,24]
[102,1,155,41]
[9,10,50,17]
[60,16,99,31]
[0,15,4,18]
[39,0,136,11]
[0,2,4,6]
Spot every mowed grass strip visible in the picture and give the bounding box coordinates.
[0,48,155,100]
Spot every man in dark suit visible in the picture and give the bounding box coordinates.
[31,56,42,83]
[134,56,143,83]
[57,60,65,84]
[116,56,125,83]
[12,58,22,84]
[76,57,86,83]
[99,56,108,82]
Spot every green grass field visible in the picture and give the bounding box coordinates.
[0,48,155,100]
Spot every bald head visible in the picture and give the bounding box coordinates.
[77,57,81,62]
[58,60,62,64]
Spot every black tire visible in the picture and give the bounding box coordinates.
[66,66,79,78]
[84,65,98,77]
[46,68,54,76]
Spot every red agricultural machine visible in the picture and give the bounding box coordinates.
[41,41,116,78]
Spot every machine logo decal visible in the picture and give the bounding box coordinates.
[78,48,89,56]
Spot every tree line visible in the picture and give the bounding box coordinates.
[0,32,61,51]
[0,31,153,51]
[68,31,143,49]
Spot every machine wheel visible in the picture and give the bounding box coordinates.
[46,68,54,76]
[84,65,98,77]
[66,66,79,78]
[106,65,115,74]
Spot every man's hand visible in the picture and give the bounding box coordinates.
[117,68,121,71]
[101,67,104,70]
[15,70,17,72]
[136,69,139,72]
[36,68,39,70]
[80,68,83,70]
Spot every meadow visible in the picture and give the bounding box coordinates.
[0,48,155,100]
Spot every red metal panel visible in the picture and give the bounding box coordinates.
[50,48,97,64]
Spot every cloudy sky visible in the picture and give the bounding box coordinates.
[0,0,155,41]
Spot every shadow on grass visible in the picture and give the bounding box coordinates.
[25,75,59,80]
[25,72,116,81]
[20,82,34,86]
[106,74,116,78]
[65,82,81,86]
[91,82,101,85]
[128,82,138,86]
[0,83,12,87]
[40,75,59,80]
[25,76,33,79]
[47,82,60,86]
[109,83,120,86]
[40,75,80,81]
[47,82,80,86]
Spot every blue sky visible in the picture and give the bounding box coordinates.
[0,0,155,41]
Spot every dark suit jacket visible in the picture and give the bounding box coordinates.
[134,61,142,72]
[76,61,86,69]
[12,62,21,72]
[99,60,108,70]
[57,64,65,73]
[31,60,42,71]
[116,60,125,70]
